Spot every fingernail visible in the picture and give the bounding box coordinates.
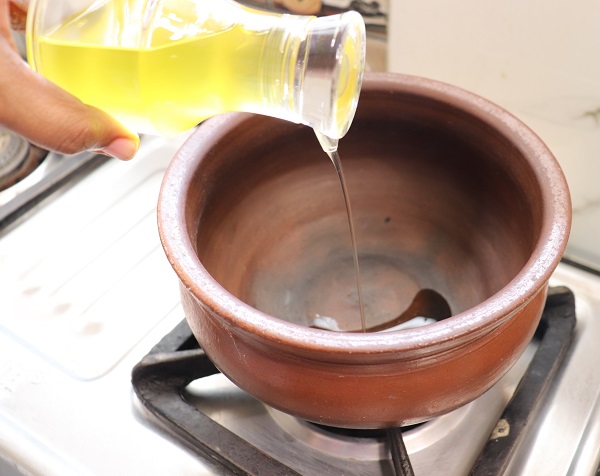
[101,137,139,161]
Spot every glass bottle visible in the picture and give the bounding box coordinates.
[22,0,365,138]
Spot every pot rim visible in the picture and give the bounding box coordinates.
[157,72,571,355]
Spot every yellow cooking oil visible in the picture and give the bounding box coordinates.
[31,0,295,135]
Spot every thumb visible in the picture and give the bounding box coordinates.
[0,40,140,160]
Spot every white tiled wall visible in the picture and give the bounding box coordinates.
[387,0,600,268]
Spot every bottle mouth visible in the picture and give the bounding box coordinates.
[297,11,366,140]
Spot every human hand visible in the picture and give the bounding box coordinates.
[0,0,140,160]
[272,0,322,15]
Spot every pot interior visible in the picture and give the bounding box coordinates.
[188,87,542,332]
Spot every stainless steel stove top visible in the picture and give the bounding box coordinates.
[0,133,600,475]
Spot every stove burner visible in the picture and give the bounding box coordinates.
[0,149,109,235]
[132,287,575,476]
[0,127,28,169]
[471,286,576,475]
[0,127,47,191]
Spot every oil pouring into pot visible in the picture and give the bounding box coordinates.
[315,131,369,332]
[314,131,452,334]
[157,73,571,430]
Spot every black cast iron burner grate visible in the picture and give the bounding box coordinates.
[131,286,576,476]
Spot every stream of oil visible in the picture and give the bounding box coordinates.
[315,132,367,333]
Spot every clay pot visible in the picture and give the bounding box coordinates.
[158,73,571,429]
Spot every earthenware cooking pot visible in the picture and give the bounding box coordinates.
[157,72,571,429]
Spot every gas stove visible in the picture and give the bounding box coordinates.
[130,286,575,475]
[1,130,600,475]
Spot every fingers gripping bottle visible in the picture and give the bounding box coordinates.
[25,0,365,138]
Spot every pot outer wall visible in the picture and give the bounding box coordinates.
[181,282,547,429]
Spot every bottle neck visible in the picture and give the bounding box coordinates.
[259,15,310,126]
[260,11,365,141]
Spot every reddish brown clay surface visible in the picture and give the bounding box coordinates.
[8,1,28,31]
[158,73,571,429]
